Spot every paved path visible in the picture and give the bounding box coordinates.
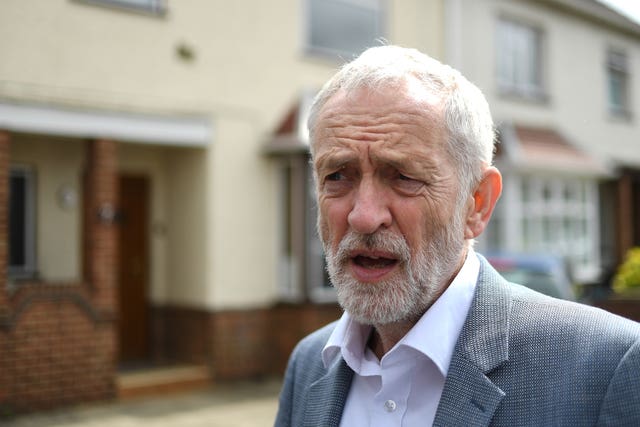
[4,379,281,427]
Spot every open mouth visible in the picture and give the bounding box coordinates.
[348,250,401,282]
[352,255,399,269]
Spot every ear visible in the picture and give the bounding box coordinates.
[464,167,502,239]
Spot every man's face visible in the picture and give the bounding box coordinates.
[312,81,469,325]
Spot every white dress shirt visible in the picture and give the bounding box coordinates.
[322,249,480,427]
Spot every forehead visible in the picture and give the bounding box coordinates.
[318,77,443,122]
[312,80,447,161]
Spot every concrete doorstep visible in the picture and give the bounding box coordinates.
[4,376,282,427]
[117,364,213,399]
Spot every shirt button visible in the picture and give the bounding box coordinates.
[384,400,397,412]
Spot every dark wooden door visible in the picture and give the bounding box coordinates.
[118,175,150,364]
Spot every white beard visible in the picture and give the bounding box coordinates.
[323,214,466,326]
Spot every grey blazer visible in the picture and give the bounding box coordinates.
[274,255,640,426]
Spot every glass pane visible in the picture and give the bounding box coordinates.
[484,218,501,250]
[309,0,382,57]
[543,181,553,202]
[280,165,292,255]
[563,182,573,202]
[522,217,530,249]
[9,174,26,267]
[116,0,157,7]
[608,69,627,111]
[521,177,532,203]
[564,216,577,244]
[542,216,554,246]
[497,19,541,93]
[81,0,164,12]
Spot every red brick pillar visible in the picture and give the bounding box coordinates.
[84,139,118,315]
[0,131,9,309]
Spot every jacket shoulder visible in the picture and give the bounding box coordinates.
[509,282,640,344]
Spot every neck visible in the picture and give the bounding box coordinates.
[368,321,414,359]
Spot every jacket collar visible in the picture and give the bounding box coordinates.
[303,355,354,427]
[433,254,511,426]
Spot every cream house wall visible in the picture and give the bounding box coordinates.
[162,146,209,307]
[390,0,445,59]
[449,0,640,166]
[209,116,277,308]
[0,0,445,310]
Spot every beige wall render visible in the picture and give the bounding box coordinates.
[0,0,445,310]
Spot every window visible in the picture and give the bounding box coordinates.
[497,18,544,99]
[276,154,337,303]
[9,166,36,279]
[305,0,386,59]
[606,49,630,117]
[277,156,312,301]
[306,170,335,302]
[485,175,600,282]
[77,0,165,14]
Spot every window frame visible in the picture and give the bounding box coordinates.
[302,0,387,61]
[306,168,337,303]
[496,16,546,101]
[606,48,632,119]
[74,0,166,15]
[275,154,338,303]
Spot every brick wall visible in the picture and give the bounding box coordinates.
[0,137,118,416]
[151,305,209,365]
[0,286,115,413]
[213,304,342,379]
[595,298,640,323]
[269,303,343,373]
[151,303,342,381]
[210,309,272,380]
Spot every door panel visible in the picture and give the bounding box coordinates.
[118,175,150,364]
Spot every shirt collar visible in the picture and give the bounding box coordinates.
[322,248,480,376]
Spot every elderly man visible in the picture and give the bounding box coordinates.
[274,46,640,426]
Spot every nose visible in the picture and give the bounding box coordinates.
[347,179,392,234]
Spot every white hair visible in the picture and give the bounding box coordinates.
[308,45,496,195]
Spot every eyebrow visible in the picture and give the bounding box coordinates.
[371,149,439,174]
[314,150,359,172]
[314,143,442,174]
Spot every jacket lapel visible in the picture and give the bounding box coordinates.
[433,255,511,427]
[302,357,354,427]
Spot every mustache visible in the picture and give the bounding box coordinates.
[335,230,411,264]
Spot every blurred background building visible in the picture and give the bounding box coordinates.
[0,0,638,415]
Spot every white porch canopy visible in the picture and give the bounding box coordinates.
[0,102,211,146]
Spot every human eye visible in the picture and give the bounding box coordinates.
[393,172,424,195]
[326,171,345,181]
[321,168,352,196]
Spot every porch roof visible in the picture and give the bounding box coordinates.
[263,91,314,156]
[498,123,611,176]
